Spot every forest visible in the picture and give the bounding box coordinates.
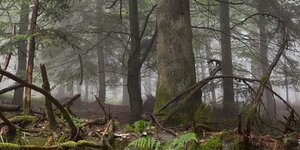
[0,0,299,149]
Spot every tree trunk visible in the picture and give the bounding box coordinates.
[12,1,29,106]
[23,0,39,115]
[122,72,130,105]
[96,1,106,103]
[127,0,143,122]
[220,0,235,115]
[40,64,57,130]
[258,1,276,118]
[85,80,89,102]
[155,0,201,124]
[205,40,217,104]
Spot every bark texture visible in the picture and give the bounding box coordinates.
[127,0,143,122]
[258,1,276,118]
[155,0,201,124]
[13,2,29,106]
[24,0,39,115]
[219,0,235,115]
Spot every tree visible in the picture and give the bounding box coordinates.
[155,0,201,123]
[219,0,235,115]
[12,1,29,106]
[257,0,276,118]
[127,0,143,122]
[96,0,106,103]
[23,0,39,114]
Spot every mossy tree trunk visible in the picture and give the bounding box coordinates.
[155,0,201,124]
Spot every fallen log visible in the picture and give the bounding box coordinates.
[0,104,20,112]
[0,140,105,150]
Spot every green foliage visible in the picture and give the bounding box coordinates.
[0,143,20,150]
[125,120,151,133]
[164,133,198,150]
[72,117,85,126]
[128,137,160,150]
[200,136,222,150]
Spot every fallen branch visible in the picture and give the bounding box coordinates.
[95,95,109,120]
[0,104,20,112]
[151,114,177,137]
[0,140,105,150]
[0,52,12,82]
[0,68,79,140]
[0,84,23,95]
[62,94,81,108]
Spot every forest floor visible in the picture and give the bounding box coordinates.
[0,94,300,149]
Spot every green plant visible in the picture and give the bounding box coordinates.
[200,136,222,150]
[164,133,198,150]
[128,137,160,150]
[124,120,151,133]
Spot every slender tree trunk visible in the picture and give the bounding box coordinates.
[24,0,39,115]
[40,64,57,130]
[155,0,201,124]
[122,72,130,105]
[85,80,89,102]
[205,40,217,104]
[220,0,235,115]
[258,1,276,118]
[127,0,143,122]
[12,2,29,106]
[96,1,106,103]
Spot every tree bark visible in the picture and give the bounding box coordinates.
[127,0,143,122]
[155,0,201,124]
[219,0,235,115]
[205,40,217,104]
[96,1,106,103]
[40,64,57,130]
[23,0,39,115]
[258,1,276,118]
[12,1,29,106]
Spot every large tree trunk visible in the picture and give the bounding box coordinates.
[220,0,235,115]
[12,1,29,106]
[122,72,130,105]
[23,0,39,115]
[258,1,276,118]
[96,1,106,103]
[155,0,201,124]
[127,0,143,122]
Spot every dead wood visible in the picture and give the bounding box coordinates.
[151,114,177,137]
[95,95,110,121]
[0,140,105,150]
[62,94,81,108]
[0,68,79,140]
[0,84,23,95]
[0,111,16,135]
[0,104,20,112]
[0,52,12,82]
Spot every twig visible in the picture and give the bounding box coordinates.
[151,114,177,137]
[95,95,109,121]
[0,52,12,82]
[0,84,23,95]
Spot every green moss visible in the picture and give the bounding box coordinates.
[154,87,171,112]
[14,115,36,123]
[200,136,223,150]
[0,143,20,150]
[59,141,77,149]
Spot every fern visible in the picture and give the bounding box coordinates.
[164,132,198,149]
[128,137,160,150]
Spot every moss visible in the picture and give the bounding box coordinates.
[14,115,36,123]
[194,104,213,124]
[0,143,20,150]
[59,141,77,149]
[154,87,171,112]
[200,136,223,150]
